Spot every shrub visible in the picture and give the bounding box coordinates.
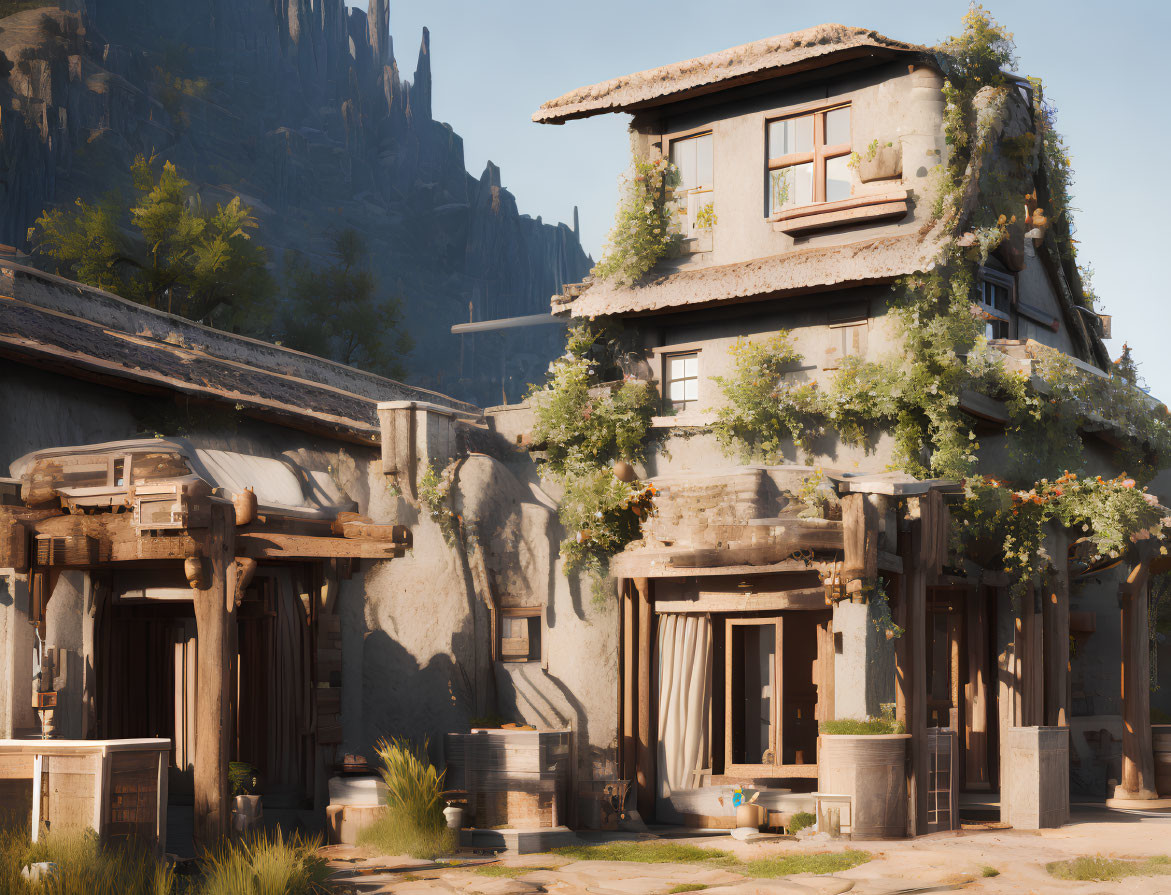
[1046,855,1171,882]
[788,812,816,833]
[359,737,457,859]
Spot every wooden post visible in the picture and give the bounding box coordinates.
[964,584,990,790]
[842,493,878,599]
[192,503,237,846]
[634,577,655,821]
[903,494,934,837]
[1117,548,1157,800]
[1044,530,1070,728]
[621,579,637,784]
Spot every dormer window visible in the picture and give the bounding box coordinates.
[977,270,1014,339]
[767,105,851,214]
[669,132,714,240]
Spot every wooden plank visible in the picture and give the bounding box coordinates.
[964,585,990,791]
[959,389,1010,424]
[841,493,878,595]
[610,554,834,580]
[236,532,402,560]
[906,495,932,837]
[635,578,654,821]
[654,587,826,614]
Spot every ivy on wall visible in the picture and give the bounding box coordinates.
[593,158,682,286]
[527,324,657,596]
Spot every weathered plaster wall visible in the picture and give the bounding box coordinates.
[640,61,945,273]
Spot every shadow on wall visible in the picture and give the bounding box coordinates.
[360,625,478,766]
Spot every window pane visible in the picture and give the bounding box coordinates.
[670,138,697,193]
[768,115,813,157]
[824,107,850,146]
[683,356,697,378]
[694,134,713,187]
[825,155,851,202]
[770,162,814,213]
[684,378,698,401]
[669,379,685,401]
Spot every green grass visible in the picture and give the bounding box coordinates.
[550,841,870,879]
[0,826,327,895]
[981,865,1000,878]
[819,718,906,735]
[0,827,173,895]
[474,864,557,878]
[1046,855,1171,882]
[357,812,457,860]
[668,885,707,893]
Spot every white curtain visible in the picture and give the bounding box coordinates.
[656,614,712,800]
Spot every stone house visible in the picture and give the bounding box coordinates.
[519,24,1171,833]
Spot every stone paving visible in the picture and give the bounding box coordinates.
[322,807,1171,895]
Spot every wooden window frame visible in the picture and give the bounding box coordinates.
[667,131,715,251]
[662,350,700,415]
[766,103,852,212]
[977,268,1016,340]
[499,606,542,663]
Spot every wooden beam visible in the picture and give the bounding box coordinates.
[621,580,636,785]
[192,504,237,846]
[1118,547,1158,799]
[905,495,933,837]
[634,577,655,822]
[654,587,826,614]
[235,532,403,560]
[964,584,991,790]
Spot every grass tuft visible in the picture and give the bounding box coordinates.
[788,812,816,833]
[475,864,557,878]
[551,841,869,879]
[1046,855,1171,882]
[358,736,457,860]
[1,826,173,895]
[819,718,905,735]
[981,865,999,877]
[668,886,707,893]
[198,830,328,895]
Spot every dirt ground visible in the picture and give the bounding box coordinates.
[320,805,1171,895]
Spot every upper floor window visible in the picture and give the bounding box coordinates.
[663,351,699,414]
[977,271,1014,339]
[669,132,713,239]
[768,105,851,215]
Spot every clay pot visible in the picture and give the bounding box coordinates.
[613,460,637,483]
[184,554,208,590]
[233,487,257,526]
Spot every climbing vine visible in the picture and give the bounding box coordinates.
[527,323,658,595]
[593,157,682,286]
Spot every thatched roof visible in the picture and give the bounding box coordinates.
[554,224,947,318]
[0,261,477,444]
[534,24,927,124]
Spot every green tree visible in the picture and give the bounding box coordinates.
[281,228,413,379]
[29,154,274,331]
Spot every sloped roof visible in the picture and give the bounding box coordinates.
[534,24,927,124]
[555,224,947,318]
[0,260,478,444]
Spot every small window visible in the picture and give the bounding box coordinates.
[767,105,852,215]
[825,321,868,370]
[500,610,541,662]
[663,352,699,414]
[977,273,1014,340]
[669,133,714,240]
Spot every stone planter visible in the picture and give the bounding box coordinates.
[1001,726,1069,829]
[817,734,909,839]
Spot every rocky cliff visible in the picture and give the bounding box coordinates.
[0,1,590,405]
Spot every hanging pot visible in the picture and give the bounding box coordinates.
[233,487,257,526]
[613,460,636,483]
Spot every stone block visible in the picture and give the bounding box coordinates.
[1001,726,1069,829]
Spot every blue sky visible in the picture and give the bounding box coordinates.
[349,1,1171,400]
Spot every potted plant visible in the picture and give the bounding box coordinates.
[817,715,909,839]
[229,762,263,835]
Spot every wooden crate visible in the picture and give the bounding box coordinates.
[0,739,170,849]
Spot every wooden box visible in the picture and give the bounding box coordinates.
[0,739,170,849]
